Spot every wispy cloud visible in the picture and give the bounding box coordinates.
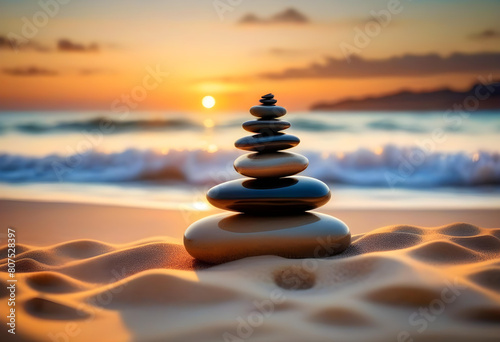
[57,39,99,52]
[79,69,109,76]
[470,29,500,40]
[259,52,500,79]
[238,8,309,25]
[3,66,59,76]
[2,66,111,77]
[0,35,50,52]
[0,36,101,53]
[268,47,309,57]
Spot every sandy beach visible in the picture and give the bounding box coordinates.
[2,0,500,340]
[1,199,499,341]
[2,199,500,245]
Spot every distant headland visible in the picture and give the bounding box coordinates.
[311,81,500,111]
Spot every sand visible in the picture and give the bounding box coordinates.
[0,200,500,341]
[1,199,500,245]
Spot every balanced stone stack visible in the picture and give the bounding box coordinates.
[184,94,350,264]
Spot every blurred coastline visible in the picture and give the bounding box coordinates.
[1,110,499,210]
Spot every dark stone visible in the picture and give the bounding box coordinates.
[242,119,290,133]
[250,105,286,118]
[206,176,331,214]
[260,98,277,105]
[184,212,351,264]
[235,133,299,152]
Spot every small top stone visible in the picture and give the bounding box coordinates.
[259,93,278,106]
[250,93,286,118]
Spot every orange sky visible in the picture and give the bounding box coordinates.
[1,0,500,111]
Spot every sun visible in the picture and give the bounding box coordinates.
[202,95,215,109]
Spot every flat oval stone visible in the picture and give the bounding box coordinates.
[234,152,308,178]
[206,176,331,214]
[235,133,299,152]
[242,119,290,133]
[259,98,277,105]
[184,212,351,264]
[250,105,286,119]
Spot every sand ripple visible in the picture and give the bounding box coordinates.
[364,285,442,307]
[25,297,91,320]
[311,307,375,327]
[1,223,499,342]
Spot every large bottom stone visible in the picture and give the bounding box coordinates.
[184,212,351,264]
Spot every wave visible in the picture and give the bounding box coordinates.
[288,118,349,132]
[2,114,497,135]
[1,117,349,134]
[1,117,347,135]
[2,117,202,134]
[366,119,428,133]
[0,146,499,187]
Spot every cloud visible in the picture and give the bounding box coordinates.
[268,48,307,56]
[3,66,58,76]
[470,29,500,40]
[79,69,110,76]
[238,8,309,25]
[0,35,49,52]
[2,66,112,77]
[0,36,102,53]
[0,36,13,49]
[259,52,500,79]
[57,39,99,52]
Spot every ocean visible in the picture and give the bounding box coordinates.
[1,111,499,210]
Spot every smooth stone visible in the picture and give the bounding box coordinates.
[235,133,299,152]
[206,176,331,214]
[184,212,351,264]
[250,105,287,118]
[259,98,277,105]
[242,119,290,133]
[234,152,308,178]
[261,93,274,99]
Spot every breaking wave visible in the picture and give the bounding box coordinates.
[0,146,499,187]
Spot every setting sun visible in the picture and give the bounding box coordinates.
[202,96,215,109]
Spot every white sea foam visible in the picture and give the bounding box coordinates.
[1,146,499,187]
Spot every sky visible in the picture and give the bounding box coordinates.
[1,0,500,111]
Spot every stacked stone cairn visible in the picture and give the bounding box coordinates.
[184,93,350,264]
